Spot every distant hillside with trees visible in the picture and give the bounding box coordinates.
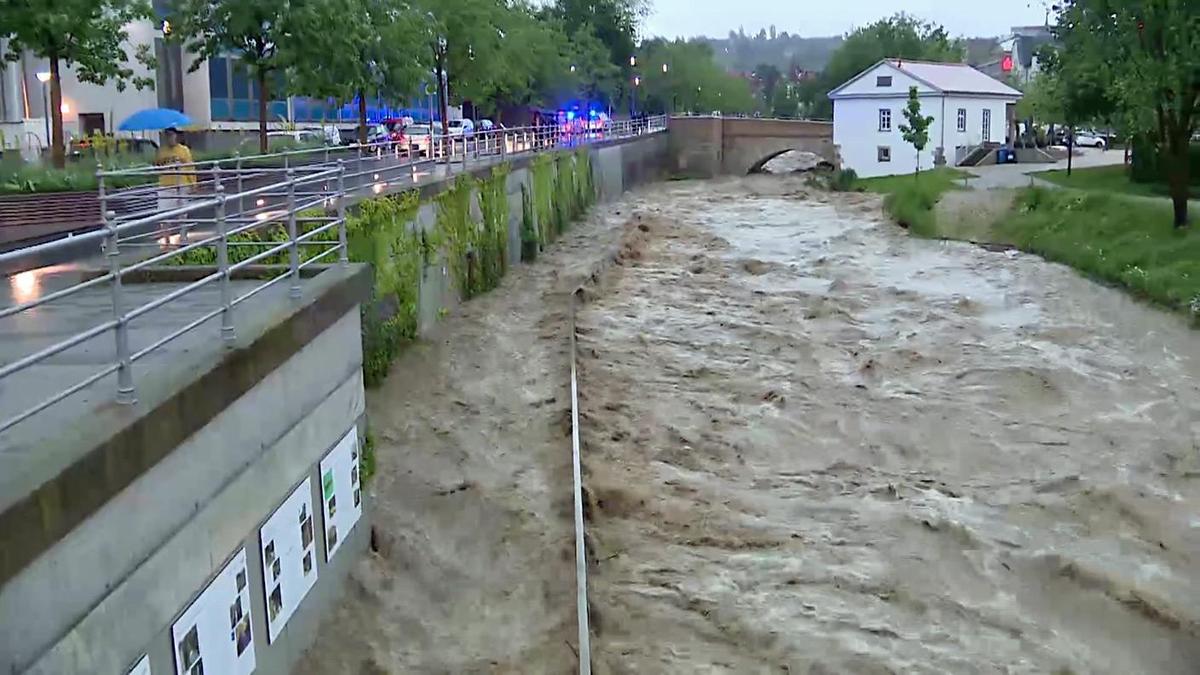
[705,27,845,74]
[694,14,1004,120]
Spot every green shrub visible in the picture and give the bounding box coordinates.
[435,173,483,298]
[348,191,423,385]
[166,208,329,266]
[530,154,555,246]
[520,183,538,262]
[882,181,940,237]
[477,164,511,290]
[828,168,858,192]
[575,148,595,201]
[1130,135,1200,186]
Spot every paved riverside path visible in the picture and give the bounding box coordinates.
[0,277,298,510]
[964,147,1125,189]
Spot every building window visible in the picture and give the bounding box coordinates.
[878,108,891,132]
[957,108,967,132]
[878,146,891,162]
[876,75,892,87]
[982,108,992,142]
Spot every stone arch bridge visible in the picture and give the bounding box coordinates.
[667,116,836,177]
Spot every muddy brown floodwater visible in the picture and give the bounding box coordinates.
[577,176,1200,674]
[297,191,636,674]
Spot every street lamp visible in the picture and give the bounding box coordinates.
[662,63,668,73]
[36,71,50,152]
[570,64,576,73]
[630,55,637,67]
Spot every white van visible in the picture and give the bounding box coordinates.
[447,118,475,137]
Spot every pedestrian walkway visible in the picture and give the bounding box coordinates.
[964,147,1125,190]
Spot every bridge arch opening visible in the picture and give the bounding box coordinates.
[746,148,834,175]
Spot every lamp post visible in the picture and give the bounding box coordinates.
[631,75,640,119]
[36,71,50,153]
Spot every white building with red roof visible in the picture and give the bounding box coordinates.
[828,59,1023,177]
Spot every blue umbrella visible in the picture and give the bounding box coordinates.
[118,108,192,131]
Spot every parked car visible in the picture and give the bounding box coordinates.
[447,118,475,137]
[370,118,409,152]
[237,129,330,153]
[406,122,444,157]
[1072,131,1107,149]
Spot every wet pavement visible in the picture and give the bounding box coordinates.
[577,175,1200,674]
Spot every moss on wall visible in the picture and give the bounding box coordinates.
[347,191,423,385]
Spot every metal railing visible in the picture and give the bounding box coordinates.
[0,115,667,437]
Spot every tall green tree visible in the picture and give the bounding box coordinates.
[1030,44,1114,176]
[898,86,933,175]
[281,0,370,130]
[1054,0,1200,227]
[753,63,781,108]
[808,14,963,119]
[283,0,428,143]
[547,0,645,109]
[631,39,755,116]
[414,0,509,139]
[0,0,155,167]
[170,0,292,153]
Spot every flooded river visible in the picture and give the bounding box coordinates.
[577,176,1200,673]
[302,174,1198,674]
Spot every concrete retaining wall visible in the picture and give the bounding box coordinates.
[0,266,372,675]
[408,133,669,337]
[0,132,669,675]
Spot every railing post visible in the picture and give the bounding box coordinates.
[235,154,244,214]
[215,183,236,345]
[101,171,135,404]
[356,143,365,196]
[501,129,507,161]
[286,168,301,299]
[337,159,349,265]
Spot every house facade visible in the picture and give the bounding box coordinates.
[828,59,1022,178]
[978,25,1055,86]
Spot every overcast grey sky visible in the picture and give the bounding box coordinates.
[641,0,1052,39]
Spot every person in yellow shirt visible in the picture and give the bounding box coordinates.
[154,127,197,241]
[155,127,196,210]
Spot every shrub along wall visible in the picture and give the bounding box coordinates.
[358,149,596,384]
[161,150,597,387]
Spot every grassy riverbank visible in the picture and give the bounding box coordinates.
[860,167,1200,317]
[998,188,1200,314]
[856,167,972,238]
[1032,164,1200,200]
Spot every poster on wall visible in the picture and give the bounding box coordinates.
[171,548,256,675]
[259,477,319,643]
[128,654,151,675]
[319,426,363,562]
